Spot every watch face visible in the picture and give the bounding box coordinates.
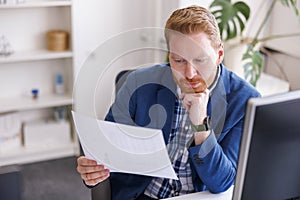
[191,123,207,132]
[191,117,211,132]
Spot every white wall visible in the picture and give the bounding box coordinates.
[265,1,300,56]
[178,0,212,9]
[73,0,300,118]
[72,0,168,118]
[263,1,300,90]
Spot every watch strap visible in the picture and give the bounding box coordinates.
[191,116,210,132]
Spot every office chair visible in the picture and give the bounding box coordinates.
[0,165,22,200]
[115,69,134,94]
[91,178,111,200]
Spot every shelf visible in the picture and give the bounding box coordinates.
[0,142,79,166]
[0,0,79,167]
[0,94,73,113]
[0,0,71,9]
[0,50,73,64]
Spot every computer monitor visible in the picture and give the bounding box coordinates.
[233,90,300,200]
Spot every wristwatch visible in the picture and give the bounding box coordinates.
[191,116,211,132]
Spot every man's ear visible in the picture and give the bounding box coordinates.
[217,44,224,65]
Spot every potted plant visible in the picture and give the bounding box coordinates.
[209,0,299,86]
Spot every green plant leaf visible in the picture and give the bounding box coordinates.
[279,0,299,16]
[242,46,263,86]
[209,0,250,41]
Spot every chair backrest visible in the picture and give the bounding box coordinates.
[115,69,134,94]
[91,178,111,200]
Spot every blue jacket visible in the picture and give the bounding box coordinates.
[105,63,260,199]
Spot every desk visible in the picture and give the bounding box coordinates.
[164,186,233,200]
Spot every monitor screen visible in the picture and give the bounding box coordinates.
[233,90,300,200]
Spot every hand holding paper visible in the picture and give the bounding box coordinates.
[76,156,110,186]
[72,111,178,180]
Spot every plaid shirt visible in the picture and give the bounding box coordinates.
[144,65,221,199]
[144,97,195,199]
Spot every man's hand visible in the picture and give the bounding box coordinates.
[180,89,209,125]
[76,156,110,186]
[180,89,210,145]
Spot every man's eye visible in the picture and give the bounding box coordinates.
[174,59,185,63]
[194,58,209,66]
[195,58,206,63]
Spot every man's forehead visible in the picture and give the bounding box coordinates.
[168,32,211,53]
[169,41,208,59]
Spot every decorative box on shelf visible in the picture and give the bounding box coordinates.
[0,112,22,153]
[23,119,71,147]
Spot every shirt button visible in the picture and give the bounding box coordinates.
[179,149,184,154]
[196,160,203,165]
[175,192,179,196]
[184,126,189,131]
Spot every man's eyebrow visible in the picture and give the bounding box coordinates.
[194,56,208,59]
[170,54,183,58]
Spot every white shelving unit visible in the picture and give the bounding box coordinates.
[0,0,79,166]
[0,50,73,64]
[0,94,73,113]
[1,142,77,166]
[0,0,71,9]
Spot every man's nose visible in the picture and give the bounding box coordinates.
[185,62,197,79]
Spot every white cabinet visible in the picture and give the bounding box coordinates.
[0,0,79,166]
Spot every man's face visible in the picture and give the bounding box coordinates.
[168,32,223,94]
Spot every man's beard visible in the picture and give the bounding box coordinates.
[178,77,207,93]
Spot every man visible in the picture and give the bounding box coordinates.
[76,5,260,199]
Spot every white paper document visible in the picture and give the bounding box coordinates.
[71,111,178,180]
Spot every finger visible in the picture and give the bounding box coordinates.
[199,88,210,96]
[82,168,110,180]
[84,172,110,186]
[179,93,185,99]
[81,169,110,186]
[182,101,191,110]
[77,164,105,174]
[77,156,98,166]
[186,92,202,98]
